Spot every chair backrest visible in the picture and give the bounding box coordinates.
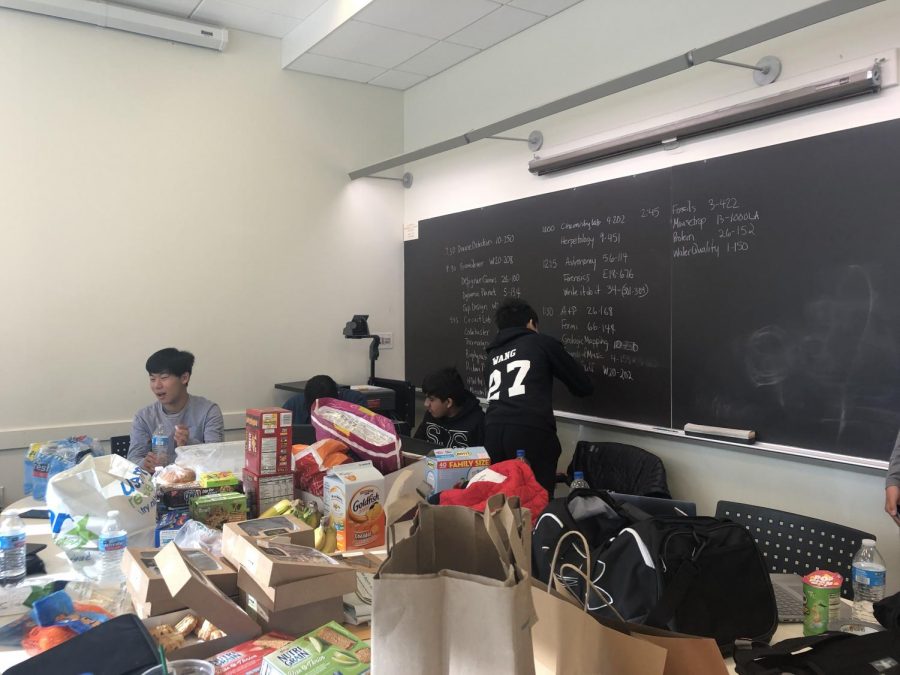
[370,377,416,430]
[568,441,671,498]
[110,435,130,458]
[715,500,874,599]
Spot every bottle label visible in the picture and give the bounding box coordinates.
[853,566,885,587]
[99,535,127,552]
[0,533,25,551]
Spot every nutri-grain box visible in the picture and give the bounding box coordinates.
[245,408,293,476]
[323,461,384,552]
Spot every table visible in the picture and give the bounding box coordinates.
[274,381,396,413]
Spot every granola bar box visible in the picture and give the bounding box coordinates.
[259,621,370,674]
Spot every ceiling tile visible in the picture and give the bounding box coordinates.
[220,0,327,21]
[396,41,479,77]
[112,0,200,18]
[355,0,500,40]
[447,5,543,49]
[507,0,582,16]
[193,0,302,37]
[310,20,435,69]
[287,53,386,83]
[369,70,427,90]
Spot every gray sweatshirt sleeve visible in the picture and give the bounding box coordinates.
[886,430,900,488]
[127,411,152,464]
[198,403,225,444]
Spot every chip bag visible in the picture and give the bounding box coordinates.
[311,397,400,475]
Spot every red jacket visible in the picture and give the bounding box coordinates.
[438,459,549,526]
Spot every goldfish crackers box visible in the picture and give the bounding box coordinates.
[323,461,384,552]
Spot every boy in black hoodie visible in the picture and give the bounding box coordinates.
[484,297,594,496]
[414,367,485,448]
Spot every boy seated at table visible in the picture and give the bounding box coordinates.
[282,374,368,425]
[414,367,485,449]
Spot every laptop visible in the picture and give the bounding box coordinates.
[770,573,805,622]
[607,492,698,517]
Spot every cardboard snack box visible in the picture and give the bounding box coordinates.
[222,514,314,571]
[191,492,249,529]
[207,632,294,675]
[259,621,371,674]
[323,461,385,552]
[237,566,356,614]
[123,546,238,618]
[241,593,344,638]
[424,446,491,494]
[143,543,261,660]
[239,539,351,588]
[242,471,294,519]
[159,481,244,510]
[245,408,293,476]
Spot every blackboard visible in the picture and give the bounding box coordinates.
[405,118,900,464]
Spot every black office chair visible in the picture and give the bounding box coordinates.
[566,440,671,498]
[715,501,874,599]
[110,435,130,458]
[370,377,416,431]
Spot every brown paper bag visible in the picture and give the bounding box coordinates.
[373,496,535,675]
[532,580,668,675]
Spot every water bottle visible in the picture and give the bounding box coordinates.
[151,424,170,465]
[515,449,530,465]
[851,538,886,623]
[31,443,58,501]
[570,471,590,490]
[95,510,127,583]
[0,510,27,587]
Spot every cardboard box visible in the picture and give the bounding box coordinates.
[260,621,371,674]
[155,509,190,547]
[201,471,240,488]
[207,632,294,675]
[159,482,244,510]
[191,492,249,529]
[245,407,293,476]
[424,446,491,494]
[243,471,294,518]
[237,566,356,613]
[222,515,314,571]
[323,461,385,552]
[239,539,351,587]
[241,593,344,638]
[143,543,260,659]
[123,546,238,618]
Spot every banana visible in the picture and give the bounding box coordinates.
[314,524,326,551]
[323,526,338,554]
[259,498,294,519]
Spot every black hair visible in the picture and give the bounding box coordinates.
[495,297,539,330]
[304,375,339,418]
[146,348,195,376]
[422,367,467,404]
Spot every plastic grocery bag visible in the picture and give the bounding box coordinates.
[174,440,244,476]
[46,455,157,575]
[311,397,400,474]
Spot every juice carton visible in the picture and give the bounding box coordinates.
[323,462,384,552]
[424,446,491,494]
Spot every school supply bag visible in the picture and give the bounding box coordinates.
[532,488,777,652]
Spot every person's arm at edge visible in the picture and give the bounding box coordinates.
[199,402,225,444]
[126,413,151,464]
[884,431,900,525]
[544,336,594,397]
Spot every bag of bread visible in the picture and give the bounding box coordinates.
[46,455,157,576]
[311,398,400,475]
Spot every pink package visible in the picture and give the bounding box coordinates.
[310,397,401,474]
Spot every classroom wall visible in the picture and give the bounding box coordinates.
[402,0,900,590]
[0,8,406,478]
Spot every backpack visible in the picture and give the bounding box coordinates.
[532,488,777,652]
[734,631,900,674]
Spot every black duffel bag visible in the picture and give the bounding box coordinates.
[734,630,900,674]
[533,488,777,653]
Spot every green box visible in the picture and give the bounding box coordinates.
[190,492,248,529]
[260,621,370,674]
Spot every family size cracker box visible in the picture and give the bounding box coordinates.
[424,446,491,494]
[323,461,384,552]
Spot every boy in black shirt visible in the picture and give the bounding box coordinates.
[484,298,594,495]
[414,367,485,448]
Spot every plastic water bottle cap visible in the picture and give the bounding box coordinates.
[861,538,875,546]
[574,471,584,480]
[516,450,525,457]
